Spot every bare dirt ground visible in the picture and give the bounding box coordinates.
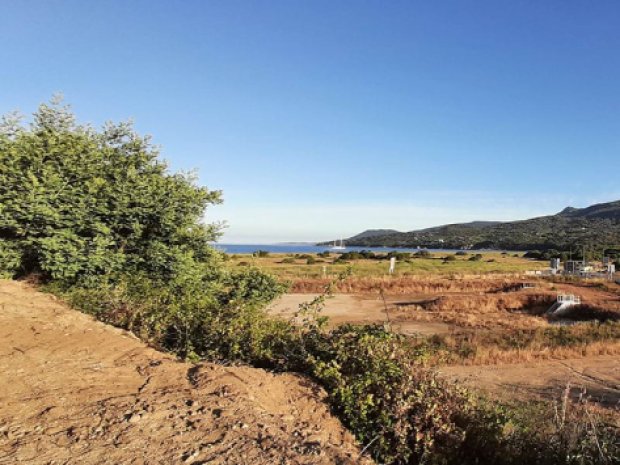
[0,280,372,465]
[440,356,620,411]
[267,293,451,335]
[268,285,620,413]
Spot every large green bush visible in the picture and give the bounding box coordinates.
[0,97,222,286]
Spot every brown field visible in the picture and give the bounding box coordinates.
[266,264,620,411]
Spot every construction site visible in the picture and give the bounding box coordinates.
[259,250,620,412]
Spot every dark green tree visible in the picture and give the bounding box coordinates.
[0,97,222,285]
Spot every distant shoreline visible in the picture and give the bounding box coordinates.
[212,243,510,255]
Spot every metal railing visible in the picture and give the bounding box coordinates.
[557,294,581,304]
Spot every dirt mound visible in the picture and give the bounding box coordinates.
[0,280,372,465]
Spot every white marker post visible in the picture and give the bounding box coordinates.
[389,257,396,274]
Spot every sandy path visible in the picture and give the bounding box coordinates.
[269,294,619,412]
[0,280,371,465]
[440,357,620,410]
[267,293,450,335]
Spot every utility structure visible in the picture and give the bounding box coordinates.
[602,245,620,281]
[564,260,588,275]
[547,294,581,316]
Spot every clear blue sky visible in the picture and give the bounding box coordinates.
[2,1,619,243]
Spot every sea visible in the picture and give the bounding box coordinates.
[212,243,462,254]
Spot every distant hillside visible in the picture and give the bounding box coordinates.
[347,229,401,240]
[557,201,620,220]
[323,200,620,251]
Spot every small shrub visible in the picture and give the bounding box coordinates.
[387,251,411,260]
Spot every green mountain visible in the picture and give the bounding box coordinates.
[328,200,620,251]
[347,229,401,240]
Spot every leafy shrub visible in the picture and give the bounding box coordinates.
[443,254,457,261]
[0,98,223,287]
[280,257,296,264]
[306,256,317,264]
[339,251,364,260]
[63,266,288,363]
[359,249,377,259]
[468,254,483,261]
[387,251,411,260]
[307,325,474,463]
[415,250,431,258]
[253,250,270,257]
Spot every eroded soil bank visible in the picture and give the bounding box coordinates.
[0,280,371,465]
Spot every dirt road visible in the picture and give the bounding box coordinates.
[267,293,451,335]
[0,280,370,465]
[440,357,620,410]
[269,293,620,412]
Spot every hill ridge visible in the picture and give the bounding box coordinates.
[323,200,620,251]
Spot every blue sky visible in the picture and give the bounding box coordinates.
[2,1,619,243]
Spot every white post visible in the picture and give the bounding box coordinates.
[389,257,396,274]
[322,265,327,278]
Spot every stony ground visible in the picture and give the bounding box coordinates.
[0,280,372,465]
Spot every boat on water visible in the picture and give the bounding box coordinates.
[330,238,346,251]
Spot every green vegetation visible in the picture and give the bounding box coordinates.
[227,251,545,280]
[0,97,223,287]
[340,204,620,252]
[0,98,287,360]
[2,101,617,465]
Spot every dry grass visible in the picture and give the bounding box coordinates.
[263,261,620,368]
[290,275,543,294]
[457,338,620,365]
[398,292,555,330]
[227,251,547,280]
